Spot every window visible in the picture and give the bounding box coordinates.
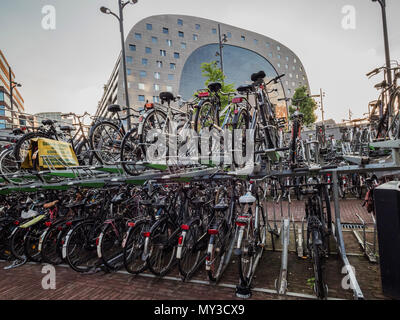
[269,53,273,58]
[168,74,174,80]
[170,63,176,70]
[127,82,132,89]
[127,68,132,75]
[154,84,160,91]
[277,45,281,51]
[163,27,169,34]
[177,19,183,26]
[277,54,281,59]
[142,58,148,66]
[212,28,217,34]
[300,67,303,71]
[129,44,136,51]
[181,42,186,49]
[292,82,296,87]
[294,58,297,63]
[156,61,163,68]
[126,56,133,64]
[285,64,289,69]
[0,92,3,101]
[0,108,5,116]
[195,24,200,30]
[153,96,160,103]
[154,72,160,79]
[146,23,152,30]
[140,70,147,78]
[289,73,293,78]
[286,56,289,61]
[302,76,306,81]
[160,50,166,56]
[138,83,145,90]
[152,36,158,43]
[138,95,145,102]
[178,31,184,38]
[254,39,258,45]
[288,89,291,94]
[193,34,198,41]
[241,35,245,41]
[145,47,152,54]
[277,63,281,68]
[135,33,142,40]
[166,86,173,92]
[166,39,172,47]
[266,42,270,48]
[227,32,232,38]
[174,52,180,59]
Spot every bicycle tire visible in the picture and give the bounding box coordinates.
[123,220,149,274]
[147,219,178,277]
[120,126,145,175]
[89,121,124,165]
[98,219,126,271]
[13,131,51,165]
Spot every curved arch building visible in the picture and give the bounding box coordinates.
[96,14,310,119]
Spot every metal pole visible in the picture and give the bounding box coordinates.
[376,0,393,90]
[320,88,325,125]
[9,66,14,129]
[218,24,224,78]
[118,0,131,130]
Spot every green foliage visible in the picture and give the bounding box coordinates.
[200,61,235,107]
[307,277,315,289]
[288,86,317,126]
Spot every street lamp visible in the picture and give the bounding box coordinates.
[372,0,393,91]
[100,0,138,130]
[9,66,22,129]
[215,24,228,79]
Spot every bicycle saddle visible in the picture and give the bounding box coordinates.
[207,82,222,93]
[60,125,74,132]
[374,80,387,90]
[251,71,266,82]
[111,193,125,205]
[237,84,254,93]
[239,192,256,204]
[159,92,175,103]
[213,201,229,211]
[107,104,122,113]
[42,119,55,126]
[12,128,24,135]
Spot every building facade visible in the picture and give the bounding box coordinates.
[0,50,35,129]
[96,14,310,120]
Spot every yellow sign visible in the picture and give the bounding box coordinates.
[21,138,79,169]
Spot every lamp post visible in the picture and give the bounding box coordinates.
[215,24,228,79]
[372,0,393,90]
[100,0,138,130]
[9,66,22,129]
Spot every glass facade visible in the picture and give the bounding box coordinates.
[179,44,282,100]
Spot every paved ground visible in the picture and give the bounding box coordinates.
[0,199,386,300]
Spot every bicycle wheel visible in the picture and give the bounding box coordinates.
[147,219,178,277]
[10,227,28,260]
[0,148,36,185]
[97,219,126,271]
[24,227,43,262]
[120,127,146,175]
[123,220,149,274]
[64,220,101,273]
[177,223,205,279]
[207,219,234,282]
[89,121,124,165]
[311,241,327,299]
[13,131,51,166]
[40,223,64,265]
[75,140,94,166]
[388,88,400,139]
[233,109,250,168]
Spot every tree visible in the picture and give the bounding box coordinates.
[200,61,235,107]
[288,85,317,126]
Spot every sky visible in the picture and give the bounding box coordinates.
[0,0,399,122]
